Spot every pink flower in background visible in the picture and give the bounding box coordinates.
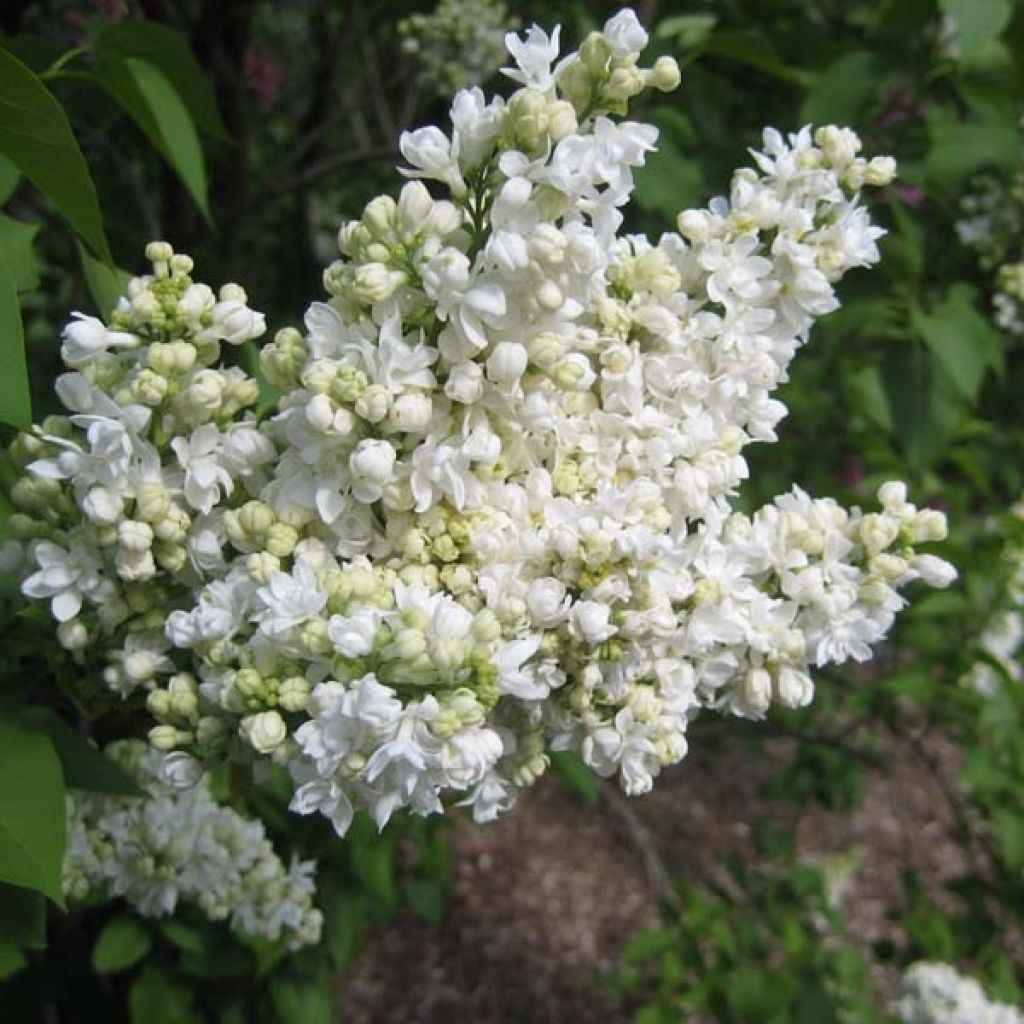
[244,44,285,113]
[895,184,926,208]
[878,85,924,128]
[839,457,865,490]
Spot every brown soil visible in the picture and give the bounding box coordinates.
[335,723,970,1023]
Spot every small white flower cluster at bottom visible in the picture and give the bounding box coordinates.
[896,962,1024,1024]
[63,741,322,949]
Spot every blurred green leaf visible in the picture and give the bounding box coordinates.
[20,709,142,797]
[799,51,880,126]
[92,915,152,974]
[700,30,815,87]
[0,214,40,293]
[939,0,1012,58]
[0,942,27,980]
[0,156,19,203]
[94,55,210,219]
[129,965,199,1024]
[0,47,109,260]
[0,881,46,949]
[0,711,64,905]
[95,21,229,140]
[270,973,333,1024]
[77,241,130,321]
[551,750,601,805]
[913,284,1001,402]
[0,250,31,430]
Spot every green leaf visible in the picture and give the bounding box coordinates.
[700,30,815,87]
[322,884,363,970]
[129,965,199,1024]
[269,974,333,1024]
[0,48,110,260]
[20,709,143,796]
[939,0,1012,58]
[94,55,210,219]
[92,915,152,974]
[0,881,46,949]
[551,750,601,805]
[95,21,229,140]
[0,213,40,292]
[912,284,1000,403]
[0,713,65,905]
[0,155,19,203]
[995,810,1024,869]
[0,250,31,431]
[76,241,130,321]
[844,365,893,433]
[0,942,27,980]
[926,108,1021,190]
[799,51,881,126]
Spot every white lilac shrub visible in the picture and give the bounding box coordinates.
[896,962,1024,1024]
[957,161,1024,338]
[5,9,956,840]
[961,498,1024,696]
[64,741,322,948]
[399,0,515,97]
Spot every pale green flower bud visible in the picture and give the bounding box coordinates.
[244,711,287,754]
[118,519,154,552]
[265,523,298,558]
[149,724,181,751]
[355,384,393,423]
[135,483,170,524]
[278,676,311,713]
[145,240,174,264]
[57,619,88,651]
[648,55,681,92]
[246,551,281,583]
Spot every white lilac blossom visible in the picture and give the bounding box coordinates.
[896,962,1024,1024]
[63,742,321,948]
[957,160,1024,339]
[399,0,516,97]
[961,498,1024,696]
[7,10,955,839]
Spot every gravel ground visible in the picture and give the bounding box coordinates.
[336,724,970,1023]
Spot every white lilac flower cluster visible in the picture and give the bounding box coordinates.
[961,498,1024,696]
[399,0,516,97]
[896,962,1024,1024]
[64,741,322,948]
[957,164,1024,338]
[6,9,955,839]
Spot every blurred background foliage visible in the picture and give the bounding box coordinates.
[0,0,1022,1021]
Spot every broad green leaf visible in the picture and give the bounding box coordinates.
[0,942,27,980]
[912,284,1001,402]
[129,966,199,1024]
[0,156,19,203]
[0,881,46,949]
[882,349,965,470]
[94,55,210,220]
[0,250,31,430]
[77,241,131,321]
[844,365,893,433]
[700,30,815,87]
[322,883,363,970]
[655,14,717,50]
[799,51,881,126]
[0,713,65,905]
[0,213,40,292]
[0,48,109,260]
[551,750,601,805]
[269,974,334,1024]
[92,915,152,974]
[95,21,229,140]
[20,709,143,797]
[939,0,1011,58]
[926,108,1021,189]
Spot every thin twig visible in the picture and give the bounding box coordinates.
[599,779,684,916]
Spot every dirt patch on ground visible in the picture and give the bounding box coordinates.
[336,724,970,1022]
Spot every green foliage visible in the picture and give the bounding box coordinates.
[613,860,890,1023]
[92,915,153,974]
[0,712,65,906]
